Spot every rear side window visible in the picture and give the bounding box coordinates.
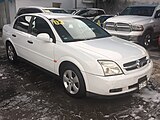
[98,10,105,15]
[16,8,42,16]
[13,16,32,33]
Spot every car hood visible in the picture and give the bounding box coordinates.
[106,15,151,24]
[68,36,146,63]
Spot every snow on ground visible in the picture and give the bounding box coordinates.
[135,88,160,103]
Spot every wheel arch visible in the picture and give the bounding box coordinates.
[56,58,89,91]
[59,61,82,77]
[5,39,18,55]
[144,27,154,34]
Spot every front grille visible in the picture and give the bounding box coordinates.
[105,22,131,32]
[116,23,131,32]
[105,22,115,30]
[123,57,148,71]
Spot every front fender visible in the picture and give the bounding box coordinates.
[55,56,90,91]
[55,56,86,75]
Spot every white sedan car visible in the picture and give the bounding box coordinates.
[2,13,153,98]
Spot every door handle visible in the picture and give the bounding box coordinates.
[12,34,16,37]
[27,40,33,44]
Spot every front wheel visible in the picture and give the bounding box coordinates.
[61,64,86,98]
[6,42,17,63]
[141,31,152,48]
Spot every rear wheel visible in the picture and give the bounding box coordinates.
[61,64,86,98]
[6,42,17,63]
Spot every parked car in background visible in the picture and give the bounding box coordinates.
[93,15,113,27]
[67,9,79,14]
[73,8,106,20]
[16,6,68,17]
[2,13,152,98]
[104,5,160,48]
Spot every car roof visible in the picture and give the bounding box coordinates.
[86,8,105,11]
[22,12,82,19]
[19,6,65,10]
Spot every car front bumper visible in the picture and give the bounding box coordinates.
[106,29,143,43]
[83,61,153,96]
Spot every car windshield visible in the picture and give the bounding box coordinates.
[44,9,68,13]
[120,6,156,17]
[50,17,111,42]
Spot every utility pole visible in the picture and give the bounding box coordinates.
[4,0,10,24]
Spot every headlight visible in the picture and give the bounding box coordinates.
[131,25,144,31]
[98,60,123,76]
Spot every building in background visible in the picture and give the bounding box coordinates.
[0,0,94,29]
[96,0,160,14]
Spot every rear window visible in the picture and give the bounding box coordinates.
[16,8,42,17]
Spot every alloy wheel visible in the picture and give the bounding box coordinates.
[7,45,15,61]
[63,70,80,94]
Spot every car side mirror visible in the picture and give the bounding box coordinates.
[155,10,160,18]
[37,33,51,42]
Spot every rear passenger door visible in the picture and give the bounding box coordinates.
[12,15,33,60]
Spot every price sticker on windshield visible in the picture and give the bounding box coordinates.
[52,19,64,25]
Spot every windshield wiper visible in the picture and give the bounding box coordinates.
[64,39,86,42]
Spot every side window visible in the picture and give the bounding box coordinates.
[98,10,105,15]
[30,17,55,40]
[155,9,160,18]
[13,16,32,33]
[87,10,97,17]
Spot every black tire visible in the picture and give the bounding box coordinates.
[60,64,86,98]
[6,42,17,63]
[141,31,153,48]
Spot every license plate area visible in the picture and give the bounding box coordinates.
[138,76,147,90]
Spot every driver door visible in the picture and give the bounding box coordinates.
[27,16,56,73]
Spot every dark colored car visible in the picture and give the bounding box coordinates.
[73,8,106,20]
[67,9,79,14]
[93,15,113,27]
[16,6,67,18]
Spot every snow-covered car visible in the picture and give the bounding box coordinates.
[104,5,160,48]
[2,13,153,98]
